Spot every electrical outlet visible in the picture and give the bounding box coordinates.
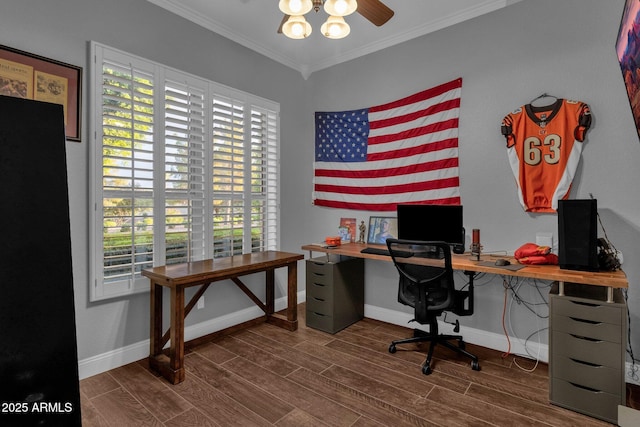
[197,296,205,309]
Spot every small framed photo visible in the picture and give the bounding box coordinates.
[367,216,397,245]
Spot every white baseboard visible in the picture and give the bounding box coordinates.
[365,304,640,386]
[78,297,640,386]
[364,304,549,363]
[78,291,304,380]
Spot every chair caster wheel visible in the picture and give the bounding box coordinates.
[471,360,480,371]
[389,344,397,354]
[422,364,432,375]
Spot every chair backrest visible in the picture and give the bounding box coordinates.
[386,239,456,323]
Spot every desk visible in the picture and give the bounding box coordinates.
[302,242,630,423]
[142,251,304,384]
[301,242,628,300]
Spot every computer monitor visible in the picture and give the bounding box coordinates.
[396,204,464,245]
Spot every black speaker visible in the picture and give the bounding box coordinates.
[558,199,599,271]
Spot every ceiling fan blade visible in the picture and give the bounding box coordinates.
[357,0,394,26]
[277,14,289,34]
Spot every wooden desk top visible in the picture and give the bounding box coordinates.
[301,242,628,289]
[142,251,304,287]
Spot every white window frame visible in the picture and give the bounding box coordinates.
[89,42,280,301]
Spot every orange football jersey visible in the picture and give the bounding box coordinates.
[501,99,592,213]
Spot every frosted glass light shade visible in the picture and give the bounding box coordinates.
[324,0,357,17]
[321,16,350,39]
[279,0,313,16]
[282,15,312,39]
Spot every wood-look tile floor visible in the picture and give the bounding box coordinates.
[80,304,638,426]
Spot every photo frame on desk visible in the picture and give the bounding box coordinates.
[0,44,82,141]
[367,216,397,245]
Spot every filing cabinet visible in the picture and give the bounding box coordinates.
[305,256,364,334]
[549,282,627,424]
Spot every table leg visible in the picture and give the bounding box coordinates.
[169,286,186,384]
[287,261,298,325]
[266,268,274,315]
[149,282,163,365]
[265,262,298,331]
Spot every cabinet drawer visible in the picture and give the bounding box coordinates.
[550,378,622,424]
[306,292,333,315]
[552,297,623,325]
[306,279,333,301]
[553,355,623,395]
[305,309,335,333]
[552,331,622,368]
[553,314,622,343]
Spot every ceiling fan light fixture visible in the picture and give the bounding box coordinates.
[282,15,312,39]
[321,16,350,39]
[323,0,357,17]
[278,0,313,16]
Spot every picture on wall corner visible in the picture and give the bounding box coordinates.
[616,0,640,143]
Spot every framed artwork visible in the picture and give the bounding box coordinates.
[0,44,82,141]
[367,216,397,245]
[616,0,640,143]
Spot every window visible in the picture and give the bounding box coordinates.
[90,42,279,301]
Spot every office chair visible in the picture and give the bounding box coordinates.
[386,239,480,375]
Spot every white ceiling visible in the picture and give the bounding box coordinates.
[147,0,521,78]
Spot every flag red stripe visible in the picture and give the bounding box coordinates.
[367,138,458,161]
[315,157,458,179]
[313,196,462,212]
[315,177,460,195]
[369,78,462,113]
[369,98,460,130]
[368,118,458,145]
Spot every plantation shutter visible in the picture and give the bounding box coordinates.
[93,45,156,300]
[164,74,208,264]
[250,107,279,252]
[212,94,245,257]
[91,42,280,301]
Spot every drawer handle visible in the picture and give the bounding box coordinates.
[570,301,599,308]
[570,333,601,343]
[313,297,325,302]
[313,282,326,287]
[314,312,327,317]
[312,272,326,277]
[569,317,601,325]
[569,357,601,368]
[568,382,602,394]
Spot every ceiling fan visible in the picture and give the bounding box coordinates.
[277,0,394,39]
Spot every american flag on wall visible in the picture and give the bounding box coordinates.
[313,78,462,211]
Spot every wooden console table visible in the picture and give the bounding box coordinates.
[142,251,303,384]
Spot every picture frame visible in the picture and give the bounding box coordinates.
[0,44,82,142]
[339,217,356,242]
[367,216,398,245]
[616,0,640,143]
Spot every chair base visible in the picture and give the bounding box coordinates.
[389,325,480,375]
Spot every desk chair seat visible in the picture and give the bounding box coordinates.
[386,239,480,375]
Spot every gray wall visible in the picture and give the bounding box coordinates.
[1,0,638,369]
[304,0,640,353]
[0,0,309,361]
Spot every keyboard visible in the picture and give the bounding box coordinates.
[360,247,413,258]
